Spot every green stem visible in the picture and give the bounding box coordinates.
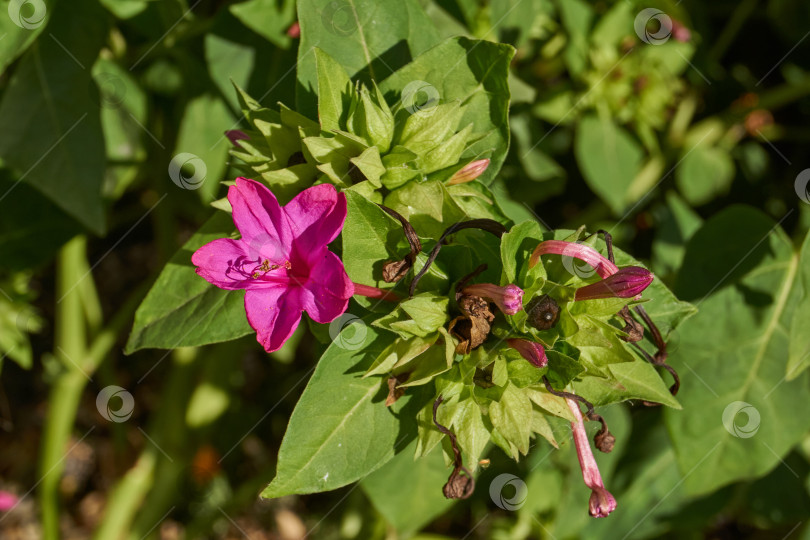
[40,236,88,540]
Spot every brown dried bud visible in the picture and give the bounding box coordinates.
[594,429,616,453]
[442,468,475,499]
[382,259,411,283]
[449,294,494,354]
[525,295,560,330]
[385,375,407,407]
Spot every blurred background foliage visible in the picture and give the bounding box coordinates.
[1,0,810,538]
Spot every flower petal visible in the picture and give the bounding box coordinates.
[229,178,293,261]
[284,183,347,260]
[244,287,303,353]
[192,238,253,290]
[300,250,353,323]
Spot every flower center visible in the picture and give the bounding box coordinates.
[248,259,291,280]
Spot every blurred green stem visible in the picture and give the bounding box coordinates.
[39,237,146,540]
[40,237,88,540]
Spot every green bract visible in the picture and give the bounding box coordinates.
[229,47,488,208]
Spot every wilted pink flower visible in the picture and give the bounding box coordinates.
[567,397,617,518]
[0,490,18,512]
[193,178,353,352]
[574,266,653,301]
[225,130,249,147]
[461,283,524,315]
[447,159,490,185]
[529,240,618,278]
[507,338,547,368]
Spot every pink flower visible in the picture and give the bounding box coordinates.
[0,490,18,512]
[461,283,524,315]
[192,178,353,352]
[529,240,618,278]
[567,397,617,518]
[447,159,490,185]
[287,21,301,38]
[574,266,653,301]
[507,338,547,368]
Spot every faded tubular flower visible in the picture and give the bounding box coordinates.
[461,283,524,315]
[529,240,618,278]
[507,339,547,368]
[567,397,617,518]
[574,266,654,301]
[225,130,249,147]
[447,158,490,185]
[192,178,353,352]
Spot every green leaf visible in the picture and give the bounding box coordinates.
[360,441,453,536]
[384,179,466,239]
[489,382,533,456]
[295,0,440,116]
[314,47,352,131]
[262,326,427,497]
[229,0,296,49]
[125,213,252,353]
[175,94,234,202]
[341,191,403,293]
[379,37,514,186]
[676,145,735,205]
[0,0,52,73]
[372,293,449,339]
[557,0,593,76]
[787,231,810,379]
[0,0,107,233]
[665,206,810,495]
[574,114,644,215]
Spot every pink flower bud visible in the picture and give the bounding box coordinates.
[529,240,618,278]
[461,283,524,315]
[287,21,301,38]
[225,130,249,147]
[506,338,547,368]
[567,397,617,518]
[447,159,490,185]
[574,266,653,301]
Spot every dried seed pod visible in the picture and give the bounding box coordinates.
[526,295,560,330]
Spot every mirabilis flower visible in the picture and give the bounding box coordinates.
[461,283,524,315]
[567,397,617,518]
[192,178,353,352]
[574,266,653,301]
[506,338,547,368]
